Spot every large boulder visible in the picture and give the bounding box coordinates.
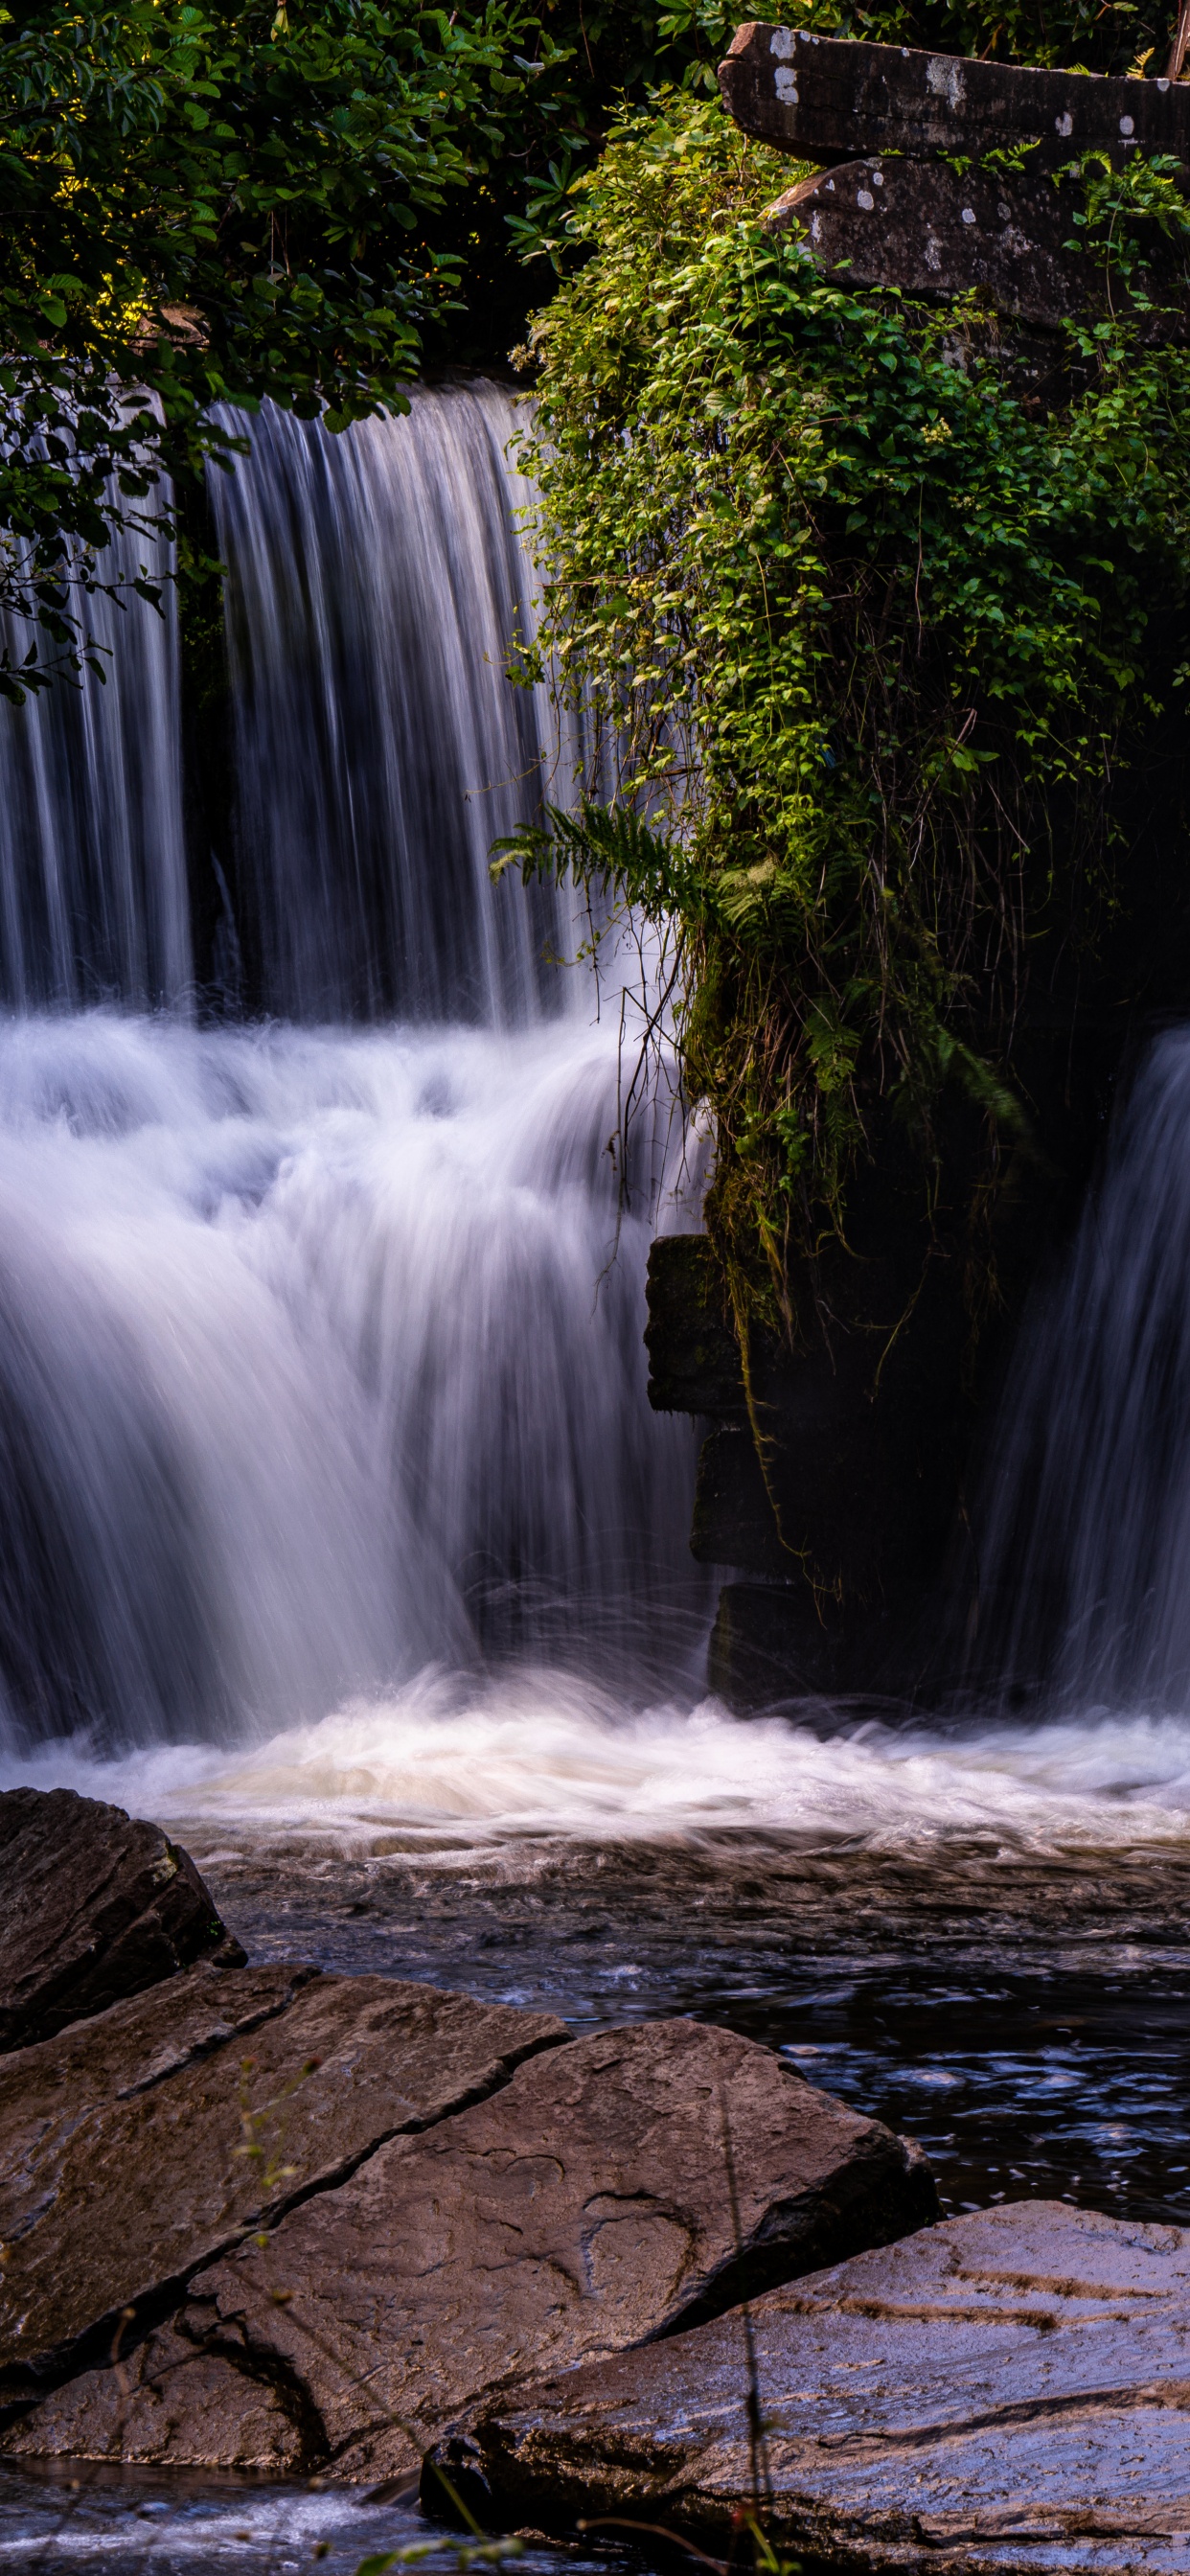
[0,1959,565,2402]
[4,2018,934,2481]
[425,2199,1190,2572]
[0,1785,241,2052]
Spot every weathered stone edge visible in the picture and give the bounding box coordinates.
[0,1986,570,2414]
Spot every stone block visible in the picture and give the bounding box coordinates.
[708,1579,849,1704]
[691,1427,789,1576]
[720,25,1190,173]
[766,156,1190,337]
[644,1236,744,1417]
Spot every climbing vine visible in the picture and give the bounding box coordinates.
[497,96,1190,1327]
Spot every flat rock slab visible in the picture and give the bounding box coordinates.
[427,2199,1190,2572]
[0,1960,565,2399]
[766,157,1190,338]
[720,26,1190,172]
[0,1786,241,2054]
[0,2326,309,2475]
[7,2018,935,2479]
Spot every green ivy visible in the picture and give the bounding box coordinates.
[499,95,1190,1323]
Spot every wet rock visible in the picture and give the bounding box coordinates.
[0,1960,565,2403]
[1,2327,309,2474]
[0,1786,241,2054]
[426,2199,1190,2571]
[151,2018,935,2483]
[645,1236,745,1419]
[719,25,1190,174]
[765,157,1190,340]
[692,1427,790,1580]
[707,1580,851,1706]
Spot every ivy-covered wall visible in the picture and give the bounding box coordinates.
[497,94,1190,1699]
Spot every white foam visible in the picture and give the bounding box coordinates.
[0,1011,700,1753]
[9,1676,1190,1857]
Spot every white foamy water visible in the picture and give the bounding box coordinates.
[0,1009,699,1755]
[9,1673,1190,1856]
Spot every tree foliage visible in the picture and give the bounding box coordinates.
[4,0,1187,678]
[498,98,1190,1322]
[0,0,549,685]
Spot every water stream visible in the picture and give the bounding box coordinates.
[211,387,566,1024]
[2,380,1190,2571]
[975,1026,1190,1714]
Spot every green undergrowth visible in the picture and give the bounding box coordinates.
[495,96,1190,1334]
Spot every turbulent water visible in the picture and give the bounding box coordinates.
[9,1676,1190,1853]
[0,1011,703,1753]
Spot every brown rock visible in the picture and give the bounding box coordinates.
[0,1785,242,2054]
[765,157,1190,338]
[425,2200,1190,2572]
[2,2327,309,2474]
[149,2018,935,2483]
[719,25,1190,173]
[0,1961,565,2403]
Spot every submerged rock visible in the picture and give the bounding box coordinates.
[425,2199,1190,2571]
[0,1960,565,2402]
[58,2017,932,2482]
[0,1785,241,2053]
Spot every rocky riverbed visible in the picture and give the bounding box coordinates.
[5,1784,1190,2572]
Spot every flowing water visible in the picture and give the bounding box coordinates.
[3,379,1190,2570]
[210,387,567,1024]
[0,509,189,1014]
[974,1025,1190,1714]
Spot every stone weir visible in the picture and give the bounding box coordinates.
[722,26,1190,346]
[646,30,1190,1714]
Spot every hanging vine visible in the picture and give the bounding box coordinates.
[496,95,1190,1333]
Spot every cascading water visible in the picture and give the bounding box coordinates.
[8,385,1190,2407]
[0,383,702,1759]
[973,1027,1190,1714]
[211,384,568,1024]
[0,509,190,1011]
[7,377,1189,1830]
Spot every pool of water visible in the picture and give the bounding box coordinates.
[191,1822,1190,2229]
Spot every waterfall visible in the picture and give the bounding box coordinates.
[974,1027,1190,1712]
[0,387,702,1758]
[210,385,567,1024]
[0,509,191,1011]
